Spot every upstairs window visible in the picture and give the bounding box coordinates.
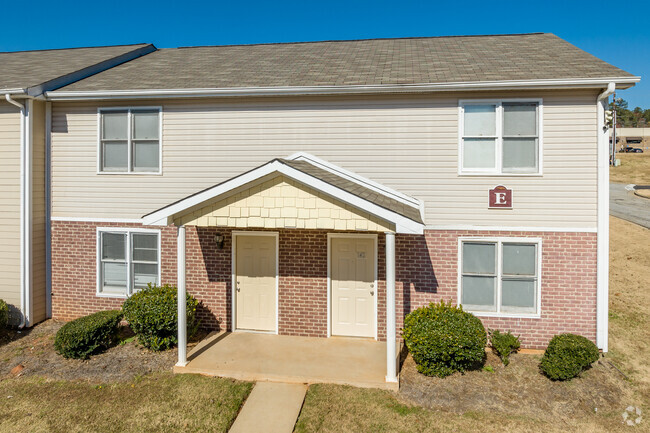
[99,108,161,173]
[460,100,541,175]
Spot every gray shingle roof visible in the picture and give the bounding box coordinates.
[278,159,423,224]
[55,33,634,92]
[0,44,155,95]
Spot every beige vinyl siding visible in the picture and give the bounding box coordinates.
[31,101,47,323]
[0,102,21,318]
[51,90,599,228]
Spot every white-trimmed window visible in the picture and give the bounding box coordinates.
[459,238,541,316]
[99,108,161,173]
[98,229,160,296]
[459,100,541,175]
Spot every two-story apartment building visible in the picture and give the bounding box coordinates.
[0,44,155,326]
[1,33,639,383]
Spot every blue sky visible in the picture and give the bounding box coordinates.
[2,0,648,107]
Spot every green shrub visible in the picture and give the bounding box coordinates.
[122,284,199,351]
[54,310,123,359]
[540,333,599,381]
[403,300,487,378]
[0,299,8,329]
[489,329,521,366]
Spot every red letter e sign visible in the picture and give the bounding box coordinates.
[489,185,512,209]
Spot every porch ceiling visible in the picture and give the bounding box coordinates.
[142,153,425,234]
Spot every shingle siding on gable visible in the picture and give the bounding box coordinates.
[51,89,599,229]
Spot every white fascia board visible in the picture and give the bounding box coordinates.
[141,161,423,234]
[286,152,422,208]
[44,76,641,101]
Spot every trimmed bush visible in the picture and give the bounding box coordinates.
[0,299,8,330]
[403,300,487,378]
[489,329,520,366]
[122,284,199,351]
[540,333,599,381]
[54,310,123,359]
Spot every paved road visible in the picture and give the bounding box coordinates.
[610,183,650,229]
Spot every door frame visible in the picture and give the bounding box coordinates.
[327,233,379,340]
[231,231,279,334]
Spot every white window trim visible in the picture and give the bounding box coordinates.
[97,106,163,175]
[458,98,543,177]
[457,236,542,319]
[96,227,162,298]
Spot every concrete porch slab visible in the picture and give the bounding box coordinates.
[175,331,400,391]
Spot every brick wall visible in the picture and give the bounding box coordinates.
[51,221,597,349]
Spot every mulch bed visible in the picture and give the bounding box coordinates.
[398,351,631,420]
[0,320,183,383]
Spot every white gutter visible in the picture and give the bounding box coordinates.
[5,94,32,328]
[45,76,641,100]
[596,82,615,352]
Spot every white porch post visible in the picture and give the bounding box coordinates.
[176,225,188,367]
[385,231,397,383]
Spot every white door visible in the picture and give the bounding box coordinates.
[331,236,376,338]
[235,234,277,332]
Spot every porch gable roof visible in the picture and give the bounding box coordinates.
[141,153,424,234]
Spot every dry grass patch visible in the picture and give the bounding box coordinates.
[608,216,650,402]
[0,373,252,433]
[295,217,650,432]
[610,152,650,184]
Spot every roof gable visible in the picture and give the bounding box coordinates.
[142,153,424,234]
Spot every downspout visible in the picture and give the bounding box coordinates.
[5,94,30,328]
[45,102,52,318]
[596,82,615,352]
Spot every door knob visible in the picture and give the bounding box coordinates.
[370,290,374,296]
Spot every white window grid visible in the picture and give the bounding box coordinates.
[458,99,543,176]
[97,107,163,175]
[457,237,542,318]
[96,227,161,298]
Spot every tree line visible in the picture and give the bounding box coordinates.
[610,98,650,127]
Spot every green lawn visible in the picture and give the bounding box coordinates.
[0,373,252,433]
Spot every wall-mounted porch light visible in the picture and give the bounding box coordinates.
[214,233,225,250]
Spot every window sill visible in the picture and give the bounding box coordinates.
[468,311,541,319]
[458,172,543,177]
[95,292,128,299]
[97,171,163,176]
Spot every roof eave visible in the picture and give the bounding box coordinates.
[45,76,641,100]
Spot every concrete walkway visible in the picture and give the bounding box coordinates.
[610,183,650,229]
[229,382,307,433]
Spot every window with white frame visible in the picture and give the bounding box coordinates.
[99,108,161,173]
[459,239,540,315]
[460,100,540,174]
[98,229,160,296]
